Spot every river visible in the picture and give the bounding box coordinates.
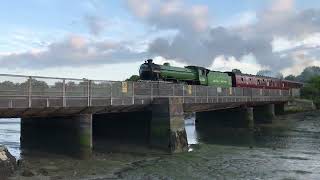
[1,111,320,179]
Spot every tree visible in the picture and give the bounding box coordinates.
[296,66,320,82]
[232,69,242,74]
[301,76,320,108]
[126,75,140,82]
[284,75,297,81]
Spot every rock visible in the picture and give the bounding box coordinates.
[38,168,49,176]
[21,169,35,177]
[0,145,17,179]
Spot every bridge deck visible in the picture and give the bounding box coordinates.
[0,74,290,118]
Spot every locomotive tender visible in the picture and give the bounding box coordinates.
[139,59,303,92]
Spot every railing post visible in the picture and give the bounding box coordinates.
[172,84,175,97]
[194,86,197,103]
[132,82,135,104]
[46,98,49,108]
[28,76,32,108]
[182,85,185,104]
[9,100,13,108]
[110,82,113,105]
[216,87,218,103]
[62,79,66,107]
[206,86,209,103]
[151,83,153,100]
[87,80,91,107]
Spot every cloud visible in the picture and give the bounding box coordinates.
[209,55,266,75]
[282,51,320,76]
[134,0,320,72]
[271,0,295,12]
[125,0,209,33]
[0,35,145,69]
[148,26,292,70]
[2,0,320,76]
[84,15,107,36]
[126,0,151,18]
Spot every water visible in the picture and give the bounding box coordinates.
[185,117,198,145]
[1,111,320,179]
[0,118,20,159]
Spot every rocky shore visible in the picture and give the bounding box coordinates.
[0,145,16,180]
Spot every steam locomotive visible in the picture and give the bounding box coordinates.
[139,59,303,91]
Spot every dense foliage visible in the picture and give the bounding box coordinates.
[125,75,140,82]
[231,69,242,74]
[285,66,320,82]
[301,76,320,108]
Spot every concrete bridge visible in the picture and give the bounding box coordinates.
[0,74,292,158]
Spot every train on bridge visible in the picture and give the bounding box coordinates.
[139,59,303,95]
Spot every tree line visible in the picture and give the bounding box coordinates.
[285,66,320,108]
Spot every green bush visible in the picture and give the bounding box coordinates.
[301,76,320,108]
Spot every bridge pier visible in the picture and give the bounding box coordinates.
[150,98,188,153]
[20,114,92,159]
[74,114,92,159]
[253,104,275,123]
[275,103,285,115]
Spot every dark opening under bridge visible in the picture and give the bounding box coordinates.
[0,74,295,158]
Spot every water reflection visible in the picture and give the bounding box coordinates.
[184,117,198,145]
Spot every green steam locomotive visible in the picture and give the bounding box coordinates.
[139,59,303,91]
[139,59,232,87]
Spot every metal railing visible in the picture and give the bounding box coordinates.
[0,74,290,109]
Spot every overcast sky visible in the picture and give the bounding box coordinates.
[1,0,320,80]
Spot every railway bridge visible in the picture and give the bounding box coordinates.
[0,74,295,158]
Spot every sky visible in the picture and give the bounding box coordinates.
[1,0,320,80]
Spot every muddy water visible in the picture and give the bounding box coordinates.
[1,111,320,179]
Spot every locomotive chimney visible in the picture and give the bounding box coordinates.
[147,59,153,64]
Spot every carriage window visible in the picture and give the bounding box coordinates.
[241,78,244,81]
[257,80,260,85]
[249,78,252,81]
[282,83,285,87]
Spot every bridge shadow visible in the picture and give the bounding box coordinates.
[193,109,292,149]
[195,120,255,147]
[20,111,161,158]
[93,111,154,154]
[20,117,84,157]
